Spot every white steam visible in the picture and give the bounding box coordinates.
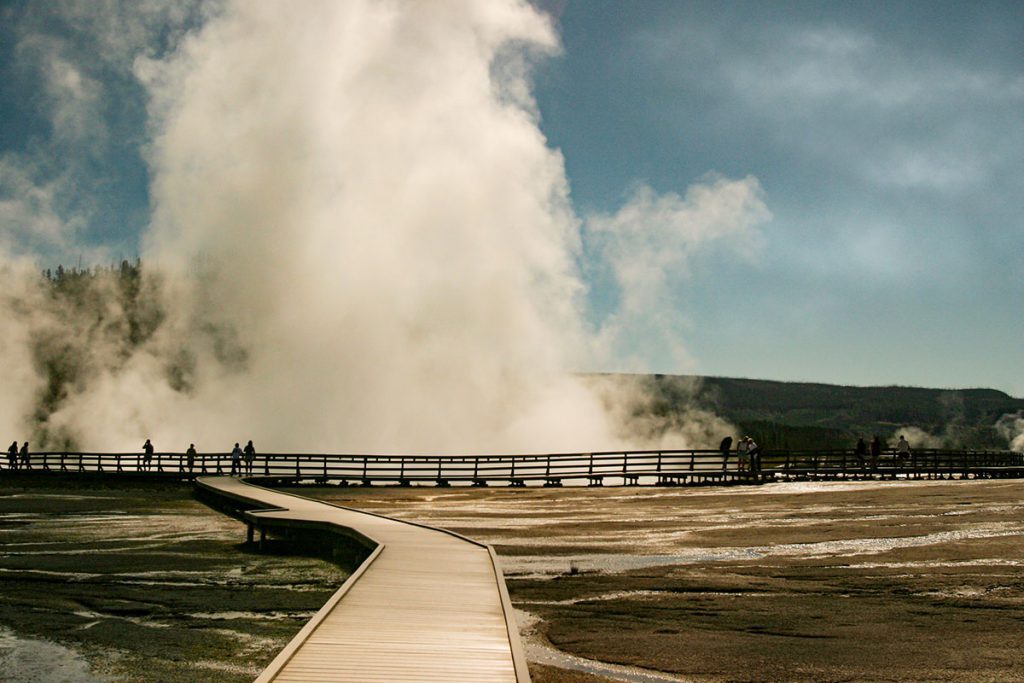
[2,1,770,453]
[995,412,1024,452]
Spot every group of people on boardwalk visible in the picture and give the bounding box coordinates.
[718,435,761,473]
[230,440,257,476]
[6,441,29,469]
[146,439,257,476]
[4,438,259,476]
[717,433,915,474]
[855,434,911,469]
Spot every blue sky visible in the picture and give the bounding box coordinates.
[534,1,1023,395]
[1,1,1022,395]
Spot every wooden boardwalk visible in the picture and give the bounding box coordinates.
[196,477,529,682]
[13,447,1023,487]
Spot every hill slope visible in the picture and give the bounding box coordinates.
[622,374,1024,450]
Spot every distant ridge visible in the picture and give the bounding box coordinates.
[594,373,1024,450]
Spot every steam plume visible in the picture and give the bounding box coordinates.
[2,1,769,453]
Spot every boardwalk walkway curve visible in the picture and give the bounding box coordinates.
[196,477,530,683]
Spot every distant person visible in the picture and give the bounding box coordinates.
[854,436,867,468]
[186,444,197,474]
[7,441,18,470]
[142,439,154,472]
[737,437,750,472]
[243,440,255,475]
[719,436,733,469]
[230,443,243,476]
[870,436,881,471]
[19,442,30,469]
[896,435,911,462]
[746,437,761,474]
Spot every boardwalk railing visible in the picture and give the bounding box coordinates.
[5,448,1023,485]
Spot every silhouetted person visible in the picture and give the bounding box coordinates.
[870,436,881,471]
[854,436,867,468]
[142,439,154,472]
[7,441,18,470]
[19,442,30,469]
[243,440,255,475]
[230,443,242,476]
[719,436,733,469]
[186,444,197,474]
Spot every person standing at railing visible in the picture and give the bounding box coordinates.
[854,436,867,468]
[896,435,911,464]
[719,436,733,470]
[186,444,197,474]
[870,436,881,471]
[7,441,18,470]
[19,442,30,469]
[142,439,154,472]
[747,437,761,475]
[737,437,749,471]
[230,443,243,476]
[243,440,255,475]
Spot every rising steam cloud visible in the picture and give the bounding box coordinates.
[1,1,769,453]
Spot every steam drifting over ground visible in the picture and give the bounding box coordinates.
[1,1,768,453]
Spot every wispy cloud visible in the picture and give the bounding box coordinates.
[586,175,770,371]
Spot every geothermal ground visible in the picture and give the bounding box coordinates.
[300,480,1024,683]
[3,476,1024,682]
[0,477,348,683]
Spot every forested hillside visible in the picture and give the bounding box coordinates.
[628,374,1024,450]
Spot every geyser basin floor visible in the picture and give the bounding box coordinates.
[290,480,1024,683]
[0,476,348,683]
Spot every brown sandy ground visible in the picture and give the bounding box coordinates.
[0,475,348,683]
[295,479,1024,683]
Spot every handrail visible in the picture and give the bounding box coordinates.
[7,448,1023,485]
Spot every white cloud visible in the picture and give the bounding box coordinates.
[586,175,770,371]
[0,155,92,259]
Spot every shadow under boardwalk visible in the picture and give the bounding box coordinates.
[196,477,529,682]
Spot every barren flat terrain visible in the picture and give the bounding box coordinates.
[301,479,1024,682]
[3,476,1024,682]
[0,477,347,682]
